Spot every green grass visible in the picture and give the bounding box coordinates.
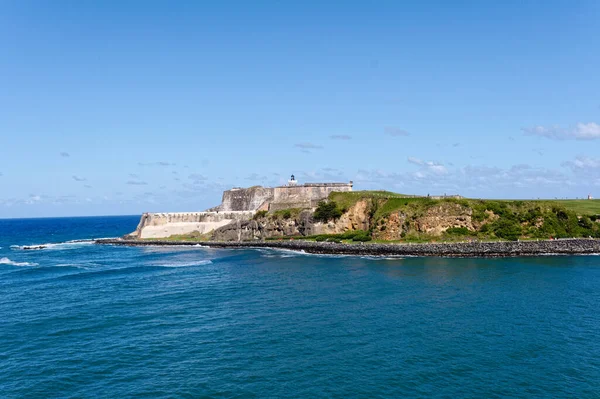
[270,208,303,219]
[329,191,412,210]
[551,200,600,215]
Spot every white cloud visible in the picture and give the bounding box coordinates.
[330,135,352,140]
[384,126,410,137]
[188,173,207,183]
[72,175,86,182]
[295,142,323,149]
[407,157,447,175]
[523,122,600,140]
[562,156,600,173]
[138,161,176,166]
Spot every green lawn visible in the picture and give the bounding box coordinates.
[331,190,600,216]
[550,200,600,215]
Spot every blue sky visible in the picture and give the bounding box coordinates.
[1,1,599,218]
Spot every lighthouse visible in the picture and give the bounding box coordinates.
[288,174,298,186]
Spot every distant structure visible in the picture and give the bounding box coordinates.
[217,175,353,212]
[288,174,298,186]
[589,194,594,200]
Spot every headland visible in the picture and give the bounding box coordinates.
[108,174,600,257]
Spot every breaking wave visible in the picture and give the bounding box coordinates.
[154,260,213,268]
[11,239,98,251]
[0,257,38,267]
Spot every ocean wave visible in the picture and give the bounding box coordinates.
[255,248,301,258]
[154,260,213,268]
[11,239,97,251]
[0,257,38,267]
[360,255,407,261]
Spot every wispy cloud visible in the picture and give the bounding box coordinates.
[523,122,600,140]
[60,152,70,157]
[384,126,410,137]
[295,142,323,149]
[330,135,352,140]
[354,161,579,196]
[407,157,447,175]
[84,184,93,189]
[126,180,148,185]
[245,173,267,181]
[562,156,600,172]
[188,173,208,183]
[138,161,176,166]
[72,175,86,182]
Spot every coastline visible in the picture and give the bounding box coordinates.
[95,238,600,258]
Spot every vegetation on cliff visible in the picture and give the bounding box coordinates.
[327,192,600,241]
[313,200,343,222]
[149,191,600,243]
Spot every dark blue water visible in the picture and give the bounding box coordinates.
[1,217,600,398]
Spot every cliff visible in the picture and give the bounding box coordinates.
[129,190,600,242]
[211,193,600,242]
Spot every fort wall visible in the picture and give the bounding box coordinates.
[129,180,353,238]
[131,211,254,239]
[219,186,274,212]
[270,183,353,211]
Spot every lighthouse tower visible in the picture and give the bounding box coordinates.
[288,174,298,186]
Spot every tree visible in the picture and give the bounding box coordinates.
[313,201,342,222]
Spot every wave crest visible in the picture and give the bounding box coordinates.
[11,239,98,251]
[155,260,213,268]
[0,257,38,267]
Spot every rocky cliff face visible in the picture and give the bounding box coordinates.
[373,202,473,240]
[212,199,375,241]
[211,201,366,241]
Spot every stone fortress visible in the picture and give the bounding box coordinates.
[130,176,353,239]
[218,175,353,212]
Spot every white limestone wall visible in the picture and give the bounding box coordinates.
[132,211,254,239]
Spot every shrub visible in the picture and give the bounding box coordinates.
[578,216,593,230]
[313,201,343,223]
[445,227,472,236]
[352,233,372,242]
[491,218,522,241]
[338,230,370,240]
[281,210,292,219]
[520,207,542,223]
[253,210,268,220]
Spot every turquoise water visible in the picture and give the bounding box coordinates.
[1,217,600,398]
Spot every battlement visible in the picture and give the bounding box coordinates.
[217,179,353,212]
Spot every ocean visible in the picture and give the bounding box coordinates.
[1,216,599,398]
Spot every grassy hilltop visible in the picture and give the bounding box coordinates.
[317,191,600,242]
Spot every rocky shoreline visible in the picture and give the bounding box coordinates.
[95,238,600,257]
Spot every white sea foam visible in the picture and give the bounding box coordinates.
[360,256,406,261]
[256,248,301,258]
[155,260,213,268]
[0,257,38,267]
[11,239,96,251]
